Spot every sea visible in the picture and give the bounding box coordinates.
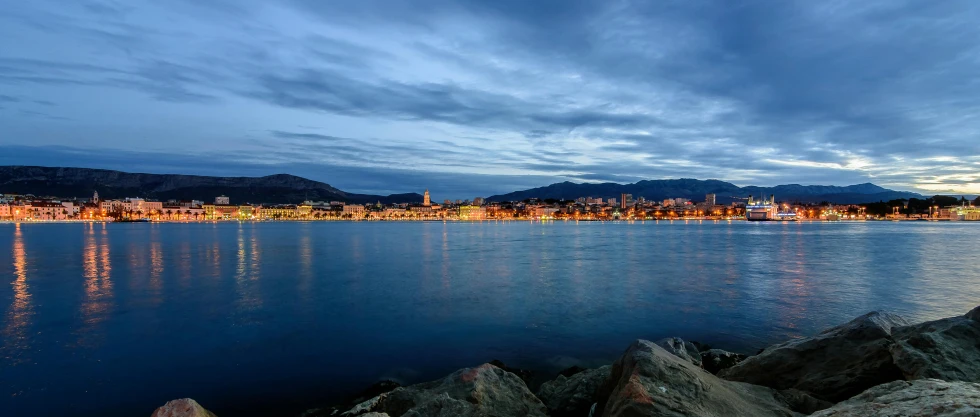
[1,221,978,416]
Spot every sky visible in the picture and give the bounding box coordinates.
[1,0,979,199]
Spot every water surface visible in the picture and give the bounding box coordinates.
[1,221,978,416]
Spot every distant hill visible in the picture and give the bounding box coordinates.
[0,166,422,204]
[487,178,923,204]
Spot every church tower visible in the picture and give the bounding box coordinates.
[423,189,431,206]
[93,190,100,204]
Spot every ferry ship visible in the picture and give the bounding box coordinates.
[745,194,778,221]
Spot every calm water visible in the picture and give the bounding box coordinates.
[1,221,978,416]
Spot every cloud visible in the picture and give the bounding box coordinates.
[1,0,979,195]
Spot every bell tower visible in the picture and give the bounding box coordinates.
[423,189,431,206]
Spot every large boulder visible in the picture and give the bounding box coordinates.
[719,311,909,402]
[967,305,980,322]
[701,349,748,375]
[655,337,702,367]
[595,340,804,417]
[341,363,547,417]
[809,379,980,416]
[890,308,980,382]
[536,365,611,417]
[151,399,216,417]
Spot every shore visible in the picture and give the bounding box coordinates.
[153,305,980,417]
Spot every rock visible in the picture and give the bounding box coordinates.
[342,363,547,417]
[151,399,216,417]
[809,379,980,416]
[701,349,748,375]
[537,365,611,417]
[489,359,535,385]
[558,365,588,378]
[719,311,909,402]
[596,340,803,417]
[967,305,980,322]
[890,313,980,382]
[655,337,702,367]
[690,341,713,352]
[774,389,835,415]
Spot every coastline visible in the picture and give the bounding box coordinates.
[155,305,980,417]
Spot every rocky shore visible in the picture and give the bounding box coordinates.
[154,306,980,416]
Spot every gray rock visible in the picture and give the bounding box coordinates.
[655,337,702,367]
[890,314,980,382]
[151,399,216,417]
[342,363,547,417]
[701,349,748,375]
[537,365,611,417]
[967,305,980,322]
[809,379,980,416]
[596,340,803,417]
[719,311,909,402]
[774,388,835,415]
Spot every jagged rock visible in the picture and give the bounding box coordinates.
[701,349,748,374]
[890,309,980,382]
[151,399,216,417]
[596,340,803,417]
[537,365,611,417]
[719,311,909,402]
[774,389,835,415]
[558,365,588,378]
[342,363,547,417]
[655,337,702,367]
[489,359,534,385]
[809,379,980,416]
[967,305,980,322]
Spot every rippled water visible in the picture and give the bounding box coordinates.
[1,221,978,416]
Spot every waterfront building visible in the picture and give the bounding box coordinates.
[458,205,487,220]
[26,201,69,220]
[620,193,628,209]
[0,204,10,219]
[531,206,559,219]
[950,204,980,221]
[745,194,778,221]
[343,204,366,218]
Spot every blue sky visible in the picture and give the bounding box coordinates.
[1,0,979,199]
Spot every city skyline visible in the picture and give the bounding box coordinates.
[2,1,980,197]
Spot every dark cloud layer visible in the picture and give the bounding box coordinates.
[1,0,979,197]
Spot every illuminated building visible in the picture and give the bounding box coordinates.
[745,194,778,221]
[423,189,431,206]
[343,204,366,217]
[705,193,716,206]
[950,204,980,221]
[215,195,230,205]
[458,205,487,220]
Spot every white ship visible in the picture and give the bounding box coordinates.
[745,194,778,221]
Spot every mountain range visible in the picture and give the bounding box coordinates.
[1,166,926,205]
[487,179,924,204]
[0,166,422,204]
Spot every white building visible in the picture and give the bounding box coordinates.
[215,196,230,205]
[343,204,365,217]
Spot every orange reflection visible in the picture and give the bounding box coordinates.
[149,241,163,306]
[3,223,34,364]
[80,222,113,347]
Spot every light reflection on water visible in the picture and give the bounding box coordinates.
[0,221,978,417]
